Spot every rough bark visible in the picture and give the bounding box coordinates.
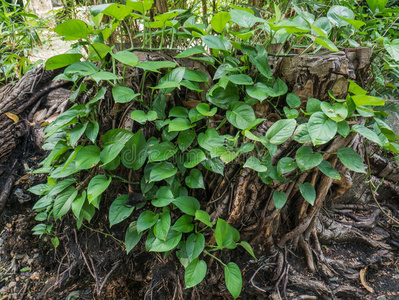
[0,67,68,164]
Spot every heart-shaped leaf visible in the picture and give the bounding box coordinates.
[296,146,323,171]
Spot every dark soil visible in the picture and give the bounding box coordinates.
[1,184,399,299]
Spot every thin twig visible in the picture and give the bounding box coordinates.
[97,261,120,296]
[249,264,268,293]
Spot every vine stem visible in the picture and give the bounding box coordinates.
[203,249,226,266]
[82,223,125,245]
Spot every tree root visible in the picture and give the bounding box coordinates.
[0,159,18,215]
[317,214,391,249]
[288,267,331,298]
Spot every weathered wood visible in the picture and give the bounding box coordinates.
[0,67,67,163]
[277,52,350,100]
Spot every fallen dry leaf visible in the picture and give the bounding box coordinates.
[5,112,19,123]
[360,265,374,293]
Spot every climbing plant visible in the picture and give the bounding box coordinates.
[28,0,399,298]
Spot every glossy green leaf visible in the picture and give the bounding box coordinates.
[273,190,287,210]
[196,103,217,117]
[366,0,388,13]
[214,218,236,249]
[299,183,316,205]
[338,16,365,28]
[184,69,209,82]
[317,161,341,179]
[28,184,52,196]
[239,241,256,259]
[154,212,171,241]
[91,71,120,83]
[137,210,159,233]
[244,157,267,172]
[202,157,225,176]
[185,258,207,288]
[136,61,177,72]
[195,210,213,227]
[266,119,297,145]
[53,187,78,219]
[207,83,239,109]
[125,221,142,253]
[337,121,350,137]
[296,146,323,171]
[172,215,194,233]
[351,94,386,106]
[149,229,182,252]
[169,118,194,132]
[113,86,140,103]
[198,129,225,151]
[384,38,399,61]
[306,98,322,114]
[327,5,355,27]
[211,11,230,33]
[186,233,205,260]
[286,93,301,108]
[150,162,177,182]
[173,196,200,215]
[337,147,365,173]
[184,149,206,168]
[48,178,76,197]
[224,262,242,299]
[87,175,111,205]
[308,112,337,145]
[201,35,231,51]
[310,35,339,52]
[126,0,153,14]
[90,3,133,20]
[246,82,269,101]
[277,157,297,175]
[178,129,196,151]
[45,53,82,70]
[228,74,253,85]
[64,61,99,76]
[230,9,261,28]
[151,186,174,207]
[88,43,111,61]
[109,195,134,227]
[312,17,332,37]
[226,102,256,130]
[284,107,299,119]
[112,50,139,66]
[71,191,86,219]
[148,142,177,162]
[131,110,157,124]
[252,47,272,79]
[100,143,124,164]
[185,169,205,189]
[121,130,147,170]
[352,124,383,146]
[320,102,348,122]
[175,46,206,58]
[55,19,88,40]
[220,151,238,163]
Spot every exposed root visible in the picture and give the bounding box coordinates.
[0,159,17,215]
[317,214,391,249]
[288,267,331,298]
[227,168,252,225]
